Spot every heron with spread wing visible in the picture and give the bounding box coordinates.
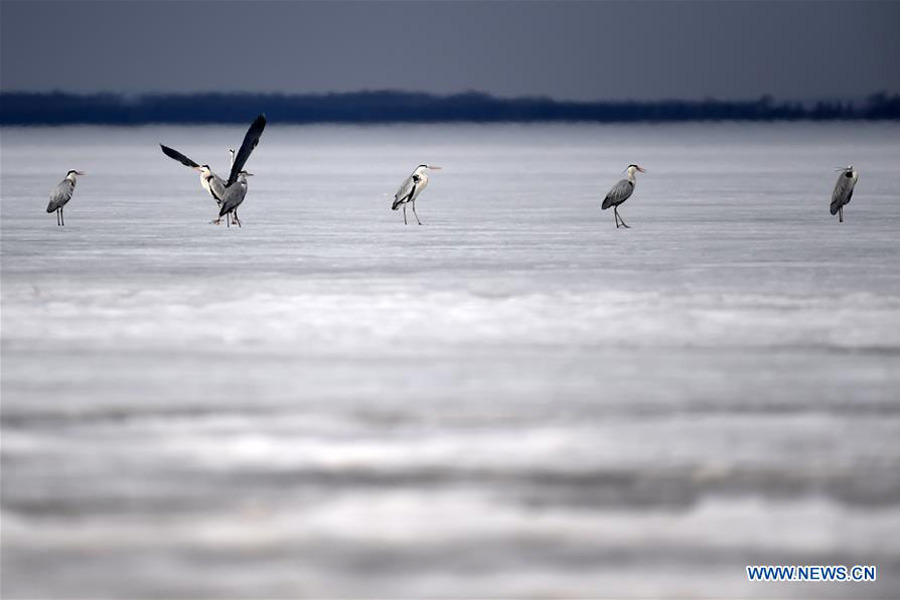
[160,114,266,226]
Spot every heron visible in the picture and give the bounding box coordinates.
[160,146,228,210]
[46,170,85,226]
[392,164,441,225]
[213,171,253,227]
[830,165,858,223]
[160,114,266,225]
[601,164,646,228]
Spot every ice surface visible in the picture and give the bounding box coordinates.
[2,122,900,598]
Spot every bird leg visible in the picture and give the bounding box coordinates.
[403,205,408,225]
[60,207,65,227]
[412,200,423,225]
[56,209,61,226]
[839,206,844,223]
[233,210,242,228]
[615,207,630,229]
[614,207,621,228]
[211,217,223,226]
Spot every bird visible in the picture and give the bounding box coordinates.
[830,165,858,223]
[160,146,228,211]
[601,164,646,228]
[392,164,441,225]
[213,171,253,227]
[160,114,266,225]
[46,170,85,226]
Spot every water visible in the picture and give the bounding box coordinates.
[2,122,900,598]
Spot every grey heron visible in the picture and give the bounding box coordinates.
[830,165,858,223]
[46,170,85,226]
[160,114,266,225]
[601,164,646,228]
[213,171,253,227]
[392,164,441,225]
[160,146,228,210]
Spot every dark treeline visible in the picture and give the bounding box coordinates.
[2,91,900,125]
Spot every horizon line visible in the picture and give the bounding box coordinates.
[2,90,899,125]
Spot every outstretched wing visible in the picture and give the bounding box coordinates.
[830,172,857,215]
[47,178,75,213]
[601,178,634,210]
[227,114,266,186]
[160,144,200,168]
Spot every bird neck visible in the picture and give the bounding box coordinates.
[627,168,637,183]
[66,173,78,182]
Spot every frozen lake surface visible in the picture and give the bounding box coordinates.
[2,122,900,598]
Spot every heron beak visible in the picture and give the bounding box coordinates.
[193,166,204,172]
[637,166,647,173]
[75,171,86,175]
[244,172,255,176]
[428,165,442,170]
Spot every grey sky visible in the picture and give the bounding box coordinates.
[2,1,898,101]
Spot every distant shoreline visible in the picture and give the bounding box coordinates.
[2,91,899,125]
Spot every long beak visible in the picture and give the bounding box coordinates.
[428,165,442,170]
[636,166,647,173]
[193,166,204,172]
[75,171,86,175]
[244,172,255,176]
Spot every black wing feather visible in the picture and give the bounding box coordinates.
[227,114,266,186]
[160,144,200,168]
[392,183,416,210]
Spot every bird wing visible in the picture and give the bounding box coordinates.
[830,172,857,215]
[160,144,201,168]
[208,174,227,203]
[392,172,420,209]
[227,114,266,186]
[46,178,75,213]
[601,178,634,210]
[219,182,248,216]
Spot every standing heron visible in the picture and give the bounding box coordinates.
[830,165,858,223]
[213,171,253,226]
[392,164,441,225]
[46,170,85,226]
[160,114,266,224]
[601,164,646,229]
